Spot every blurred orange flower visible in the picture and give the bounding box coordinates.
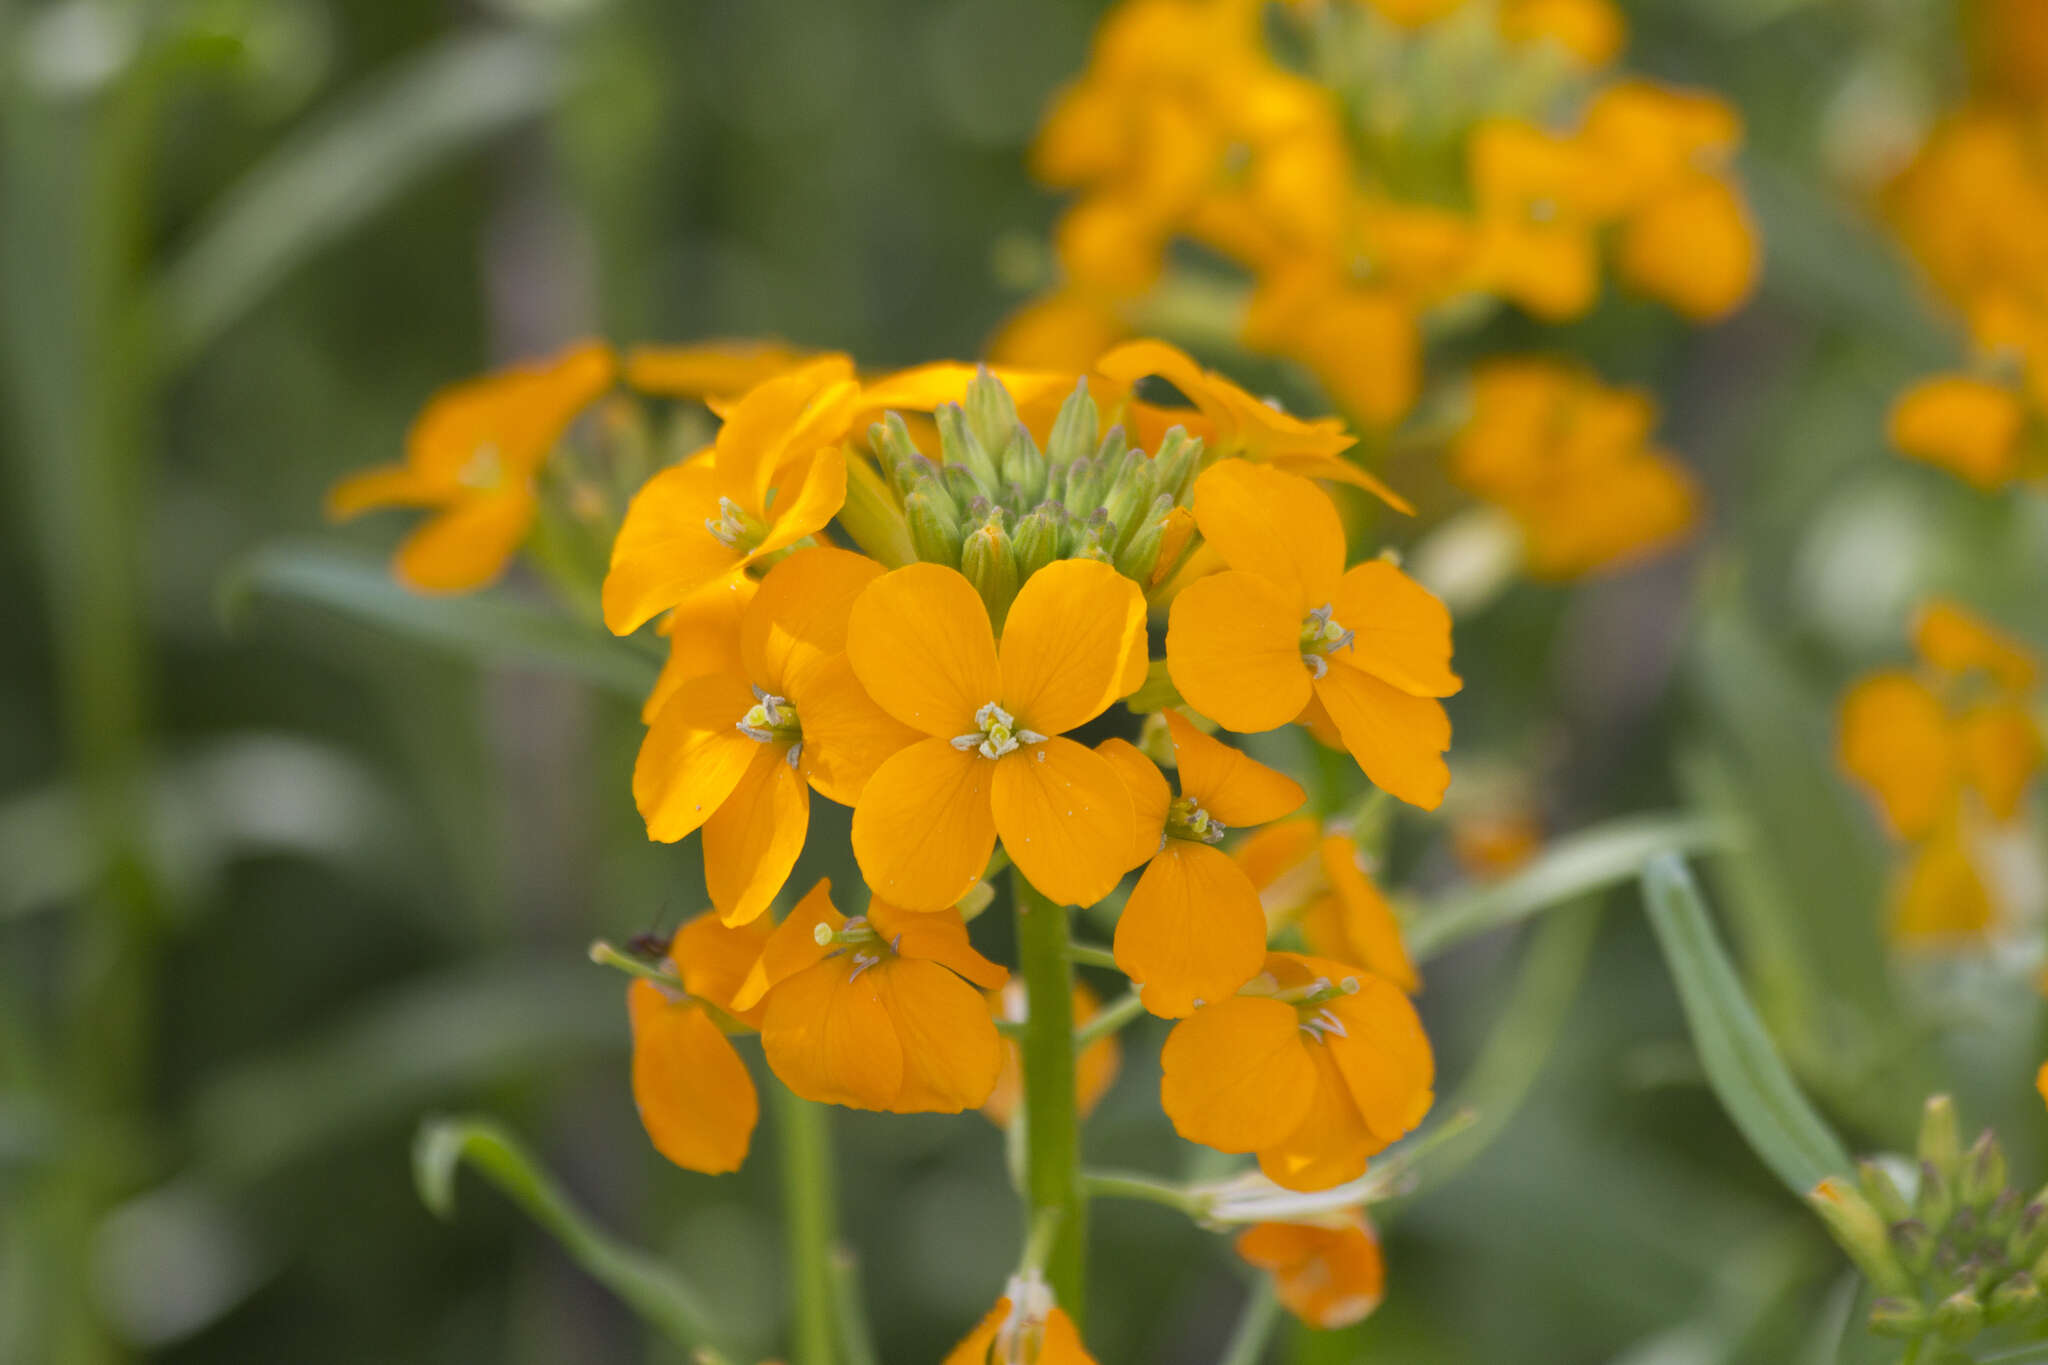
[1236,1212,1387,1329]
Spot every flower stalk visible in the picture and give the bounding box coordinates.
[775,1083,840,1365]
[1014,869,1088,1322]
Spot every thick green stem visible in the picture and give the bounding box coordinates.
[774,1084,838,1365]
[1014,870,1087,1321]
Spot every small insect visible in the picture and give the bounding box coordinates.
[625,900,680,961]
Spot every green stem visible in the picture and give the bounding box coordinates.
[827,1248,880,1365]
[1081,1170,1202,1216]
[1216,1278,1282,1365]
[774,1084,838,1365]
[1074,991,1146,1051]
[1014,870,1087,1321]
[1067,942,1119,971]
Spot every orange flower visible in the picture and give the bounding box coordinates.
[603,357,861,635]
[847,558,1146,910]
[622,340,822,403]
[1451,359,1700,578]
[984,981,1123,1127]
[1891,816,1995,941]
[1468,120,1610,321]
[735,882,1009,1113]
[1889,375,2031,490]
[627,912,768,1174]
[1916,600,2038,694]
[1165,460,1459,809]
[945,1272,1096,1365]
[327,340,616,592]
[1235,819,1420,994]
[1241,267,1424,431]
[634,549,917,924]
[1160,952,1433,1190]
[1236,1212,1386,1329]
[1098,711,1306,1016]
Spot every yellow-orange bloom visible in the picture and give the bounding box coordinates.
[1452,359,1700,578]
[944,1272,1096,1365]
[634,548,917,924]
[984,981,1123,1127]
[627,912,768,1174]
[1890,375,2031,489]
[622,340,822,404]
[847,558,1146,910]
[1236,1212,1386,1329]
[1160,952,1433,1190]
[604,357,861,635]
[1468,120,1610,321]
[1166,461,1459,809]
[736,882,1008,1113]
[327,340,615,592]
[1099,712,1306,1016]
[1234,819,1420,994]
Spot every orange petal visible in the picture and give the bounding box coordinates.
[871,901,1009,989]
[1114,842,1269,1018]
[1095,737,1173,867]
[1190,460,1346,609]
[1324,971,1436,1145]
[792,653,922,808]
[743,547,885,696]
[1165,570,1312,732]
[1617,174,1758,321]
[392,489,539,593]
[941,1301,1007,1365]
[642,577,755,723]
[710,358,859,513]
[1255,1044,1379,1192]
[756,446,849,557]
[1891,822,1994,942]
[998,559,1148,736]
[1039,1307,1099,1365]
[1889,376,2025,490]
[1233,817,1323,901]
[622,340,817,401]
[875,958,1005,1113]
[761,957,905,1111]
[634,673,765,842]
[852,739,999,911]
[1160,996,1317,1152]
[1166,710,1305,827]
[1838,672,1959,842]
[629,982,758,1174]
[325,462,444,518]
[672,911,772,1027]
[1312,667,1453,810]
[1306,837,1419,994]
[603,457,741,634]
[1330,560,1461,699]
[1236,1216,1385,1330]
[991,737,1136,908]
[1914,600,2038,692]
[1960,701,2044,821]
[733,879,843,1012]
[848,564,1001,739]
[704,745,811,926]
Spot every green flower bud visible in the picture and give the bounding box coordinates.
[1893,1219,1936,1275]
[942,462,986,511]
[1920,1095,1961,1180]
[1867,1296,1929,1338]
[2012,1202,2048,1267]
[907,487,964,566]
[1046,380,1098,468]
[1012,502,1066,579]
[938,403,1002,495]
[1810,1177,1917,1298]
[965,365,1022,456]
[1113,494,1176,583]
[1001,424,1049,507]
[1860,1160,1913,1227]
[1919,1160,1955,1234]
[1963,1130,2008,1212]
[1151,426,1202,503]
[871,414,925,491]
[1100,450,1157,555]
[961,511,1020,632]
[1072,507,1114,563]
[1989,1272,2041,1325]
[1091,424,1127,472]
[1062,456,1102,513]
[1988,1188,2022,1243]
[1932,1288,1984,1342]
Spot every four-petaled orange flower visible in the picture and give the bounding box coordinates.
[627,911,769,1174]
[1098,710,1306,1016]
[735,881,1009,1113]
[1166,460,1460,809]
[1161,952,1433,1191]
[1235,818,1420,994]
[847,558,1147,910]
[604,356,861,635]
[944,1271,1097,1365]
[635,548,918,924]
[984,980,1123,1128]
[1236,1212,1387,1330]
[327,340,616,592]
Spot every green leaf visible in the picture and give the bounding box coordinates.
[413,1115,733,1352]
[221,542,659,699]
[1405,813,1739,961]
[154,29,563,369]
[1640,854,1854,1197]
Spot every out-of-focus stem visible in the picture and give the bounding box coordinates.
[774,1084,838,1365]
[1215,1278,1281,1365]
[1014,870,1087,1321]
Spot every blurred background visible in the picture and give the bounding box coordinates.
[3,0,2047,1361]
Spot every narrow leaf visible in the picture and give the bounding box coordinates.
[1641,854,1854,1196]
[414,1115,731,1352]
[222,542,659,699]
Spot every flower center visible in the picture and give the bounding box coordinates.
[1268,974,1361,1042]
[704,496,767,551]
[1299,604,1356,679]
[811,914,900,981]
[736,687,804,768]
[951,701,1047,760]
[1166,794,1226,845]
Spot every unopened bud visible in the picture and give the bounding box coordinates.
[1001,426,1049,506]
[1045,381,1098,468]
[1072,507,1114,563]
[1963,1130,2008,1212]
[938,403,1002,494]
[1150,427,1200,503]
[1988,1188,2022,1242]
[1991,1272,2042,1324]
[1099,450,1157,555]
[1810,1177,1916,1297]
[1011,503,1066,579]
[1113,494,1176,583]
[1062,456,1102,512]
[1933,1287,1985,1341]
[961,512,1019,632]
[1867,1295,1929,1338]
[1920,1095,1961,1179]
[871,414,924,488]
[964,365,1021,456]
[907,487,964,566]
[1892,1219,1936,1275]
[1859,1160,1912,1226]
[2013,1202,2048,1266]
[1918,1160,1954,1233]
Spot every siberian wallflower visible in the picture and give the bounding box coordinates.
[846,558,1146,910]
[627,911,769,1174]
[327,340,616,591]
[1160,952,1434,1190]
[633,547,917,924]
[1235,818,1420,993]
[944,1271,1096,1365]
[1166,460,1460,809]
[1097,710,1307,1017]
[1236,1212,1386,1329]
[734,881,1009,1114]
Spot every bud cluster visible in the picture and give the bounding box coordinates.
[1809,1095,2048,1350]
[872,368,1203,628]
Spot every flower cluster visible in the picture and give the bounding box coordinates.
[1002,0,1757,432]
[1839,600,2042,941]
